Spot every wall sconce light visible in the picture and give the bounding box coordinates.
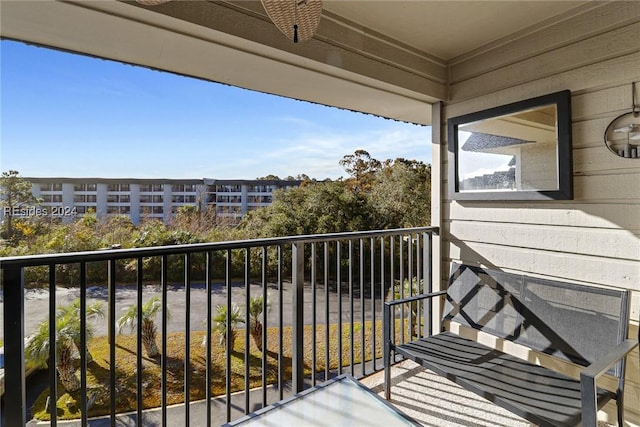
[604,82,640,158]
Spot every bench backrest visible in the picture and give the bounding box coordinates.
[442,263,631,377]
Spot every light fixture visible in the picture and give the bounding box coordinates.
[603,82,640,158]
[261,0,323,43]
[135,0,322,44]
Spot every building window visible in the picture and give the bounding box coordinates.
[42,194,62,203]
[172,184,198,192]
[107,206,131,214]
[40,183,62,192]
[107,183,130,192]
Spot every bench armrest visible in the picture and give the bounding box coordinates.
[580,338,639,426]
[384,290,448,308]
[383,290,447,349]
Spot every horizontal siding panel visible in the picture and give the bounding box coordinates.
[449,51,640,107]
[572,84,637,121]
[574,173,640,201]
[573,116,623,149]
[445,241,640,289]
[574,146,640,175]
[447,221,640,260]
[450,2,640,83]
[450,22,640,101]
[446,202,640,231]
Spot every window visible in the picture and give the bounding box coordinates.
[41,183,62,192]
[106,194,130,203]
[140,184,163,192]
[172,184,196,192]
[42,194,62,203]
[107,183,130,192]
[107,206,130,214]
[74,194,97,203]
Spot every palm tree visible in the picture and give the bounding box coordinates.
[56,298,104,362]
[25,306,97,392]
[248,295,271,352]
[208,304,243,351]
[393,278,422,337]
[117,295,168,358]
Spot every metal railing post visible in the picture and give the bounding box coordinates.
[423,232,432,337]
[292,242,305,393]
[3,265,26,427]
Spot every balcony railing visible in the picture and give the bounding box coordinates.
[1,226,438,426]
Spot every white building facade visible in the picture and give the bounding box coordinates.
[4,177,302,225]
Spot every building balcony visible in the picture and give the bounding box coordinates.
[0,226,486,427]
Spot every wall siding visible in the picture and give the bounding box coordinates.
[443,3,640,424]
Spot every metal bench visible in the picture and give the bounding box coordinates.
[383,263,639,427]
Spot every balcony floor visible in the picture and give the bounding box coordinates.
[359,359,534,427]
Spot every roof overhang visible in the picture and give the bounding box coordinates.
[1,0,440,124]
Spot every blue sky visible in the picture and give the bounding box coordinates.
[1,40,431,180]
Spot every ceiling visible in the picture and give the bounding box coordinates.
[1,0,593,124]
[321,1,589,61]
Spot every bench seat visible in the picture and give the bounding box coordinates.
[395,331,615,427]
[383,263,638,427]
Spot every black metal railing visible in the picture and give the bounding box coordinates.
[1,226,438,426]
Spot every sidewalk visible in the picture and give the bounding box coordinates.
[26,381,299,427]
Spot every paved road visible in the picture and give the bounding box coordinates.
[1,280,391,426]
[2,280,387,338]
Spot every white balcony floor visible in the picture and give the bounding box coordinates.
[359,359,534,427]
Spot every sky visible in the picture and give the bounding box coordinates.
[0,40,432,181]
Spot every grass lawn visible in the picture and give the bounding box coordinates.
[32,320,411,420]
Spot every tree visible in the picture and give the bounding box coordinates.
[0,170,39,242]
[241,180,373,238]
[248,294,271,352]
[369,159,431,228]
[339,150,382,192]
[117,295,168,358]
[392,278,422,338]
[256,175,281,180]
[56,298,105,363]
[25,298,102,392]
[208,304,243,351]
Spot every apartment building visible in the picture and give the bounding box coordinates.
[7,177,301,224]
